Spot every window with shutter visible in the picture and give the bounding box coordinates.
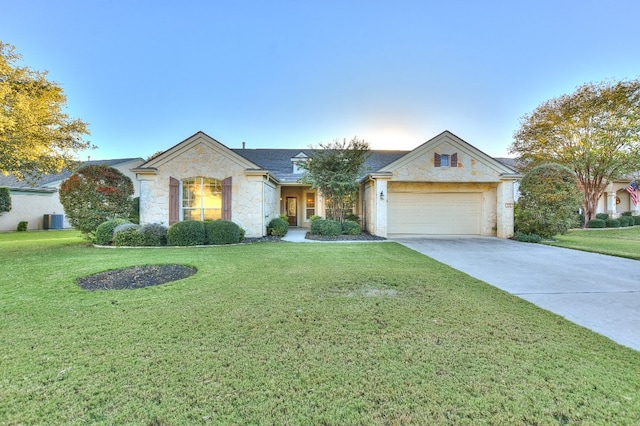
[434,153,441,167]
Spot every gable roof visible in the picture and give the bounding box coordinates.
[0,158,144,191]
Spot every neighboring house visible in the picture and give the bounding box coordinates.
[134,131,520,238]
[0,158,144,232]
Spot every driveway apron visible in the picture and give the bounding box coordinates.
[392,236,640,352]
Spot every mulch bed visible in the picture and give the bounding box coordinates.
[304,232,386,241]
[77,264,197,291]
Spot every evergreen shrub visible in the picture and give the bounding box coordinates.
[587,219,606,228]
[95,218,130,245]
[167,220,206,246]
[205,220,243,244]
[342,220,361,235]
[605,219,620,228]
[139,223,168,246]
[113,225,145,247]
[268,218,288,237]
[17,221,28,232]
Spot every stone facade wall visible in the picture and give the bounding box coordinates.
[139,140,268,237]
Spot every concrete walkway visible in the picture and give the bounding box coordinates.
[392,236,640,352]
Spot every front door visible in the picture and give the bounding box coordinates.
[286,197,297,226]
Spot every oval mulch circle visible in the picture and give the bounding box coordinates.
[77,264,197,291]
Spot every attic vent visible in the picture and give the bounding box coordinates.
[291,152,308,174]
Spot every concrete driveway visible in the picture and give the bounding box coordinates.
[392,236,640,352]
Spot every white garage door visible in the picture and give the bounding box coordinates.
[388,192,482,235]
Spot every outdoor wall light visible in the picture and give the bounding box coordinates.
[380,191,385,200]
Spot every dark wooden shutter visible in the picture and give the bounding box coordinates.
[169,177,180,225]
[222,176,232,220]
[451,153,458,167]
[434,153,441,167]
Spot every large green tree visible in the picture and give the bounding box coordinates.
[509,79,640,222]
[0,42,92,180]
[300,137,370,223]
[515,163,583,239]
[59,165,134,236]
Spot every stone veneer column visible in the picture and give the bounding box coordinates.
[496,180,515,239]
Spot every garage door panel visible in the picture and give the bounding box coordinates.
[388,192,481,234]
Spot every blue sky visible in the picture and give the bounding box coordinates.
[2,1,639,160]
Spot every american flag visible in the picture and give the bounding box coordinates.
[626,181,639,206]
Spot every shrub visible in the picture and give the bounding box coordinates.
[514,163,582,238]
[342,220,361,235]
[635,216,640,226]
[344,213,360,223]
[0,187,11,214]
[95,218,130,245]
[513,232,543,243]
[309,215,321,222]
[618,216,630,227]
[113,225,145,247]
[621,211,633,217]
[205,220,243,245]
[17,221,28,232]
[268,218,288,237]
[139,223,168,246]
[587,219,606,228]
[167,220,206,246]
[59,165,134,235]
[595,213,609,220]
[312,219,342,236]
[605,219,620,228]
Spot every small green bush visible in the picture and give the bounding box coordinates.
[309,215,321,222]
[311,219,342,236]
[618,216,630,227]
[342,220,361,235]
[513,232,543,243]
[621,211,633,217]
[139,223,167,246]
[17,221,28,232]
[268,218,288,237]
[605,219,620,228]
[595,213,609,220]
[167,220,206,246]
[587,219,606,228]
[95,218,130,245]
[205,220,243,244]
[113,225,145,246]
[634,216,640,226]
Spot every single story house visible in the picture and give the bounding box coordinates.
[133,130,521,238]
[0,158,144,232]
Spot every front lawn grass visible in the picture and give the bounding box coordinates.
[2,230,640,424]
[546,226,640,259]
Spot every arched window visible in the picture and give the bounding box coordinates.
[182,177,222,221]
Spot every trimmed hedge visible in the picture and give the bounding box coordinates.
[113,225,145,247]
[268,218,288,237]
[311,219,342,236]
[587,219,606,228]
[342,220,361,235]
[635,216,640,226]
[605,219,620,228]
[95,218,130,245]
[596,213,609,220]
[618,216,630,227]
[17,221,28,232]
[205,220,243,245]
[167,220,206,246]
[139,223,168,246]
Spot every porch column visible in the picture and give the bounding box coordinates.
[496,179,515,239]
[604,183,616,216]
[374,179,389,238]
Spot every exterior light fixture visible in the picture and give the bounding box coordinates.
[380,191,384,200]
